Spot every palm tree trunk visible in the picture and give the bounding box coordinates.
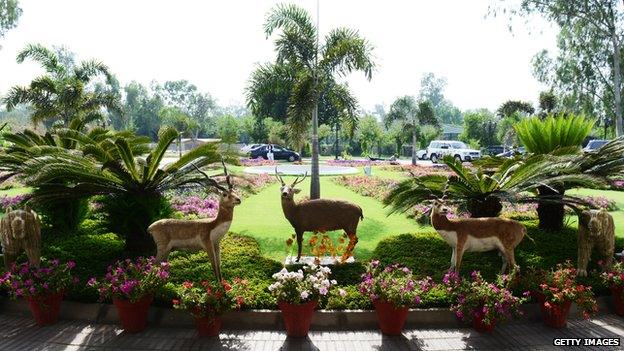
[537,185,565,231]
[310,104,320,199]
[411,131,417,165]
[334,122,339,160]
[178,135,182,158]
[612,30,623,136]
[468,196,503,218]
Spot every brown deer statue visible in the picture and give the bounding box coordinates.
[577,208,615,277]
[1,206,41,269]
[275,169,363,263]
[430,200,526,273]
[148,160,240,281]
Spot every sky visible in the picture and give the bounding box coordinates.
[0,0,558,113]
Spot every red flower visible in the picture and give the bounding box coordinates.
[183,281,193,289]
[172,299,180,305]
[222,282,232,291]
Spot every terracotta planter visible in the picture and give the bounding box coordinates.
[277,300,317,337]
[113,295,153,333]
[472,309,495,333]
[194,315,222,337]
[610,285,624,316]
[26,291,64,326]
[373,300,409,335]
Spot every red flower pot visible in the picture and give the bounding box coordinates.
[113,295,153,333]
[278,300,317,337]
[610,285,624,316]
[26,291,64,326]
[472,309,495,333]
[536,294,572,328]
[373,300,409,335]
[194,315,222,337]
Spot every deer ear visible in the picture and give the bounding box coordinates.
[293,188,302,194]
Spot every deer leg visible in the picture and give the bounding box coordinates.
[577,242,591,277]
[3,250,17,270]
[499,250,508,274]
[450,247,457,271]
[296,231,303,262]
[215,243,222,281]
[154,243,170,262]
[454,242,465,272]
[25,246,40,268]
[206,242,221,282]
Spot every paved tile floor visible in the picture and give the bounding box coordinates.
[0,313,623,350]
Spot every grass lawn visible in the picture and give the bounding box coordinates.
[229,176,422,262]
[0,187,31,197]
[567,188,624,237]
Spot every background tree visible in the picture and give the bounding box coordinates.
[216,115,240,152]
[538,90,558,116]
[418,72,463,125]
[459,109,498,148]
[160,106,195,157]
[385,96,439,165]
[259,3,375,199]
[124,81,163,140]
[0,0,21,44]
[495,0,624,136]
[496,100,535,118]
[3,44,121,127]
[357,115,382,156]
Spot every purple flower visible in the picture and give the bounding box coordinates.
[67,261,76,269]
[455,311,464,319]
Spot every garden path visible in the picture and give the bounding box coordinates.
[0,313,622,350]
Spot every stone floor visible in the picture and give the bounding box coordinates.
[0,313,623,351]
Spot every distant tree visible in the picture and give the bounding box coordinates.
[496,100,535,118]
[385,96,439,165]
[357,115,382,156]
[418,72,462,124]
[124,82,163,140]
[0,0,21,42]
[160,106,196,157]
[264,118,287,145]
[3,44,121,127]
[239,115,256,144]
[460,109,499,147]
[538,90,558,116]
[494,0,624,135]
[216,115,239,152]
[386,123,410,156]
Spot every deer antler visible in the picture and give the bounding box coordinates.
[221,157,233,190]
[291,172,307,187]
[192,163,227,192]
[275,167,286,186]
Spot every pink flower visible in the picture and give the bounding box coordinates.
[338,289,347,297]
[67,261,76,269]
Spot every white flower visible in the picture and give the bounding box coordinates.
[339,288,347,297]
[346,257,355,263]
[319,286,328,295]
[300,290,310,300]
[331,280,337,285]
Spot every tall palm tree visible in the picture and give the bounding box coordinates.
[385,96,439,165]
[3,43,121,127]
[261,3,375,199]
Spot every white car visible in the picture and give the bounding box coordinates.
[426,140,481,163]
[416,149,428,160]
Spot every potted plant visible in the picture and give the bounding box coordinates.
[87,256,169,333]
[442,270,527,333]
[533,262,598,328]
[172,278,248,337]
[0,259,77,326]
[268,264,336,337]
[359,261,434,335]
[601,260,624,316]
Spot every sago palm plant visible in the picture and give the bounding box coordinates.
[514,114,594,230]
[7,126,221,252]
[384,155,596,218]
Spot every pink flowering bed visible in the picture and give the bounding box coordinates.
[376,164,453,177]
[325,159,388,167]
[240,158,277,166]
[332,175,398,201]
[0,194,30,211]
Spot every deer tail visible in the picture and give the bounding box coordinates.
[523,226,535,243]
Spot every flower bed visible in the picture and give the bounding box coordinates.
[325,159,388,167]
[240,158,277,166]
[332,176,398,201]
[0,194,30,211]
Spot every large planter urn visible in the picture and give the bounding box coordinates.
[277,300,317,337]
[373,300,409,335]
[112,295,153,333]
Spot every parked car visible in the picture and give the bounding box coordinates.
[240,143,265,154]
[416,149,428,160]
[426,140,481,163]
[496,147,526,158]
[482,145,505,156]
[250,145,301,162]
[583,139,609,152]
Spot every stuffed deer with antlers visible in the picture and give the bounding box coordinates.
[430,200,527,273]
[148,160,240,281]
[276,169,363,263]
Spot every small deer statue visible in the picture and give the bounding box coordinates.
[148,160,241,281]
[430,200,526,273]
[275,169,363,263]
[1,206,42,269]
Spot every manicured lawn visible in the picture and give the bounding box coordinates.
[567,188,624,237]
[0,187,31,197]
[229,176,422,262]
